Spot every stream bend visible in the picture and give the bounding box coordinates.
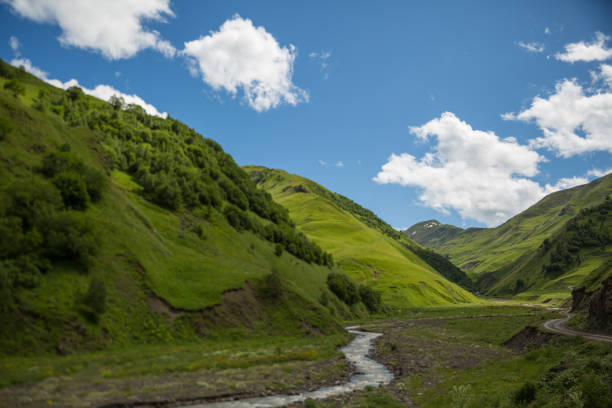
[181,326,393,408]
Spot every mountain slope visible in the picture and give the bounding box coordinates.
[244,166,479,307]
[0,60,347,356]
[486,197,611,303]
[413,175,612,278]
[403,220,465,249]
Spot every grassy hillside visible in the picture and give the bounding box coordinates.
[0,60,349,356]
[419,175,612,280]
[244,166,479,307]
[403,220,464,248]
[487,197,611,303]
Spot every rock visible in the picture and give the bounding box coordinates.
[588,276,612,332]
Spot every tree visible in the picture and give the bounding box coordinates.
[109,95,125,110]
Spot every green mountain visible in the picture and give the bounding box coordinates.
[244,166,478,307]
[0,60,350,356]
[406,175,612,303]
[403,220,465,250]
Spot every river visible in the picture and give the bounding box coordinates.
[180,326,393,408]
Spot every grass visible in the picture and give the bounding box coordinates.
[244,166,480,308]
[0,62,348,358]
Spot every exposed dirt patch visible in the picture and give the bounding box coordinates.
[503,325,566,351]
[461,261,480,270]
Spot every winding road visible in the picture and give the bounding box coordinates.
[541,313,612,343]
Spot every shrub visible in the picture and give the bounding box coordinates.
[45,212,96,270]
[513,381,537,405]
[327,272,360,305]
[3,79,25,97]
[260,270,282,300]
[274,243,283,257]
[0,116,13,140]
[359,284,382,312]
[53,172,90,210]
[79,277,107,322]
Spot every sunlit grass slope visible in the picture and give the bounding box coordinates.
[244,166,479,307]
[0,61,345,356]
[424,175,612,279]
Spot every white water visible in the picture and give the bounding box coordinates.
[180,327,393,408]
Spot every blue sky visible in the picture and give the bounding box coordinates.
[1,1,611,229]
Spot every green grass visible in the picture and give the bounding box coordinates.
[244,166,480,308]
[0,60,347,357]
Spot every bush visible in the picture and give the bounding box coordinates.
[53,172,90,210]
[327,272,360,305]
[79,277,107,322]
[260,270,282,300]
[45,212,96,270]
[513,381,537,405]
[3,79,25,97]
[359,284,382,312]
[0,116,13,140]
[274,243,283,257]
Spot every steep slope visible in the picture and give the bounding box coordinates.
[244,166,479,307]
[403,220,465,249]
[0,60,346,356]
[415,175,612,278]
[486,197,611,303]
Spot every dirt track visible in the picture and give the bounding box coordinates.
[541,313,612,343]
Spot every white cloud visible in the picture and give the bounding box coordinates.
[318,160,327,166]
[10,57,48,79]
[502,74,612,157]
[4,0,176,59]
[10,57,167,117]
[555,32,612,63]
[586,168,612,178]
[182,15,307,112]
[373,112,578,226]
[517,41,545,53]
[545,27,551,35]
[335,161,344,168]
[591,63,612,88]
[9,35,20,53]
[309,50,332,79]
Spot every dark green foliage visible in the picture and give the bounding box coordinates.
[260,270,282,300]
[541,198,611,277]
[45,212,96,270]
[3,79,25,97]
[52,172,90,210]
[274,243,283,257]
[67,86,84,101]
[513,279,525,294]
[78,278,107,322]
[0,115,13,140]
[513,381,536,405]
[359,284,382,312]
[327,272,360,305]
[412,247,474,290]
[224,204,252,231]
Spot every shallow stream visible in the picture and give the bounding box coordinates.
[180,326,393,408]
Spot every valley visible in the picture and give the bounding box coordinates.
[0,57,611,408]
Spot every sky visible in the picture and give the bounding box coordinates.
[1,1,611,229]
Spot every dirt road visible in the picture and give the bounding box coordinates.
[541,313,612,343]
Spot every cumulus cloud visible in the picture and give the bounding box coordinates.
[502,73,612,157]
[335,161,344,168]
[555,32,612,63]
[591,63,612,88]
[586,168,612,178]
[373,112,579,226]
[10,57,167,117]
[3,0,176,59]
[182,15,307,112]
[545,27,551,35]
[517,41,545,53]
[318,160,327,166]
